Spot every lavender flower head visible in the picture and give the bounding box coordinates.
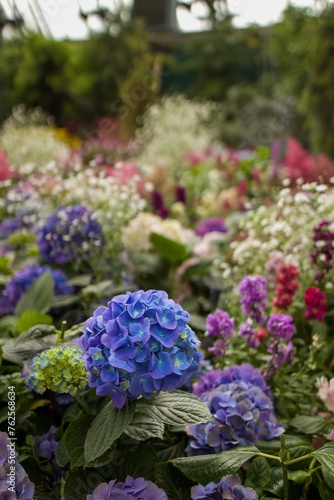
[0,264,73,316]
[37,205,104,264]
[206,310,234,338]
[35,426,58,460]
[191,475,258,500]
[187,364,284,455]
[86,476,168,500]
[0,432,35,499]
[239,320,260,348]
[239,275,267,325]
[267,314,296,341]
[196,217,227,237]
[80,289,203,409]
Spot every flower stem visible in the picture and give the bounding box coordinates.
[57,320,67,344]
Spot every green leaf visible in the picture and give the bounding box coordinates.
[17,310,52,334]
[137,390,214,426]
[125,411,165,441]
[188,314,207,331]
[150,232,188,264]
[0,315,17,330]
[156,436,188,462]
[84,400,136,464]
[287,470,311,484]
[322,464,334,491]
[64,414,94,468]
[14,272,54,316]
[312,443,334,471]
[114,440,156,481]
[173,446,260,484]
[246,456,271,489]
[16,324,56,343]
[63,467,107,500]
[51,295,80,308]
[319,480,334,500]
[155,462,194,500]
[55,436,69,468]
[290,415,332,435]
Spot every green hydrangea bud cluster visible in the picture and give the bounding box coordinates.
[27,345,88,396]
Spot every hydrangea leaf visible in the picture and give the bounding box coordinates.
[319,480,334,500]
[64,414,95,468]
[125,411,165,441]
[322,464,334,490]
[17,310,52,334]
[137,390,214,426]
[63,467,107,500]
[246,456,271,489]
[55,435,70,468]
[84,399,136,464]
[290,415,332,435]
[172,446,260,484]
[311,443,334,472]
[150,232,189,264]
[14,271,54,316]
[155,462,195,500]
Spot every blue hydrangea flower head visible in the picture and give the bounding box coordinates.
[37,205,104,264]
[191,475,258,500]
[0,263,73,316]
[80,289,203,409]
[187,364,284,455]
[0,432,35,499]
[86,476,168,500]
[27,345,88,396]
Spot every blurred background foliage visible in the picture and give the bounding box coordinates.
[0,3,334,156]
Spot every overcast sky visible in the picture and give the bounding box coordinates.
[2,0,320,39]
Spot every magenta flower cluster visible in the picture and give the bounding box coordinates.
[239,275,267,325]
[187,364,284,456]
[37,205,104,264]
[80,289,203,409]
[86,476,168,499]
[0,263,73,316]
[191,475,258,500]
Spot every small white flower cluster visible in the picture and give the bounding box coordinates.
[218,183,334,283]
[135,95,219,177]
[0,122,69,175]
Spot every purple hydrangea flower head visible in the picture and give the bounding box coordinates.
[267,314,296,340]
[37,205,104,264]
[191,475,258,500]
[0,263,73,315]
[35,426,58,459]
[80,289,203,409]
[206,310,234,338]
[0,217,22,237]
[4,184,44,232]
[196,217,227,237]
[187,364,284,455]
[193,364,273,400]
[0,432,35,499]
[239,275,267,325]
[86,476,168,500]
[238,320,260,348]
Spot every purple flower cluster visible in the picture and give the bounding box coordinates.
[196,217,227,236]
[0,432,35,499]
[239,275,267,324]
[264,313,295,377]
[0,264,73,316]
[206,310,234,357]
[37,205,104,264]
[239,320,260,349]
[80,290,203,409]
[187,364,284,455]
[86,476,168,500]
[35,426,63,485]
[310,220,334,281]
[191,475,258,500]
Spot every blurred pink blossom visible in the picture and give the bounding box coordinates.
[316,376,334,412]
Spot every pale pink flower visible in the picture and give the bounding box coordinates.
[316,376,334,412]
